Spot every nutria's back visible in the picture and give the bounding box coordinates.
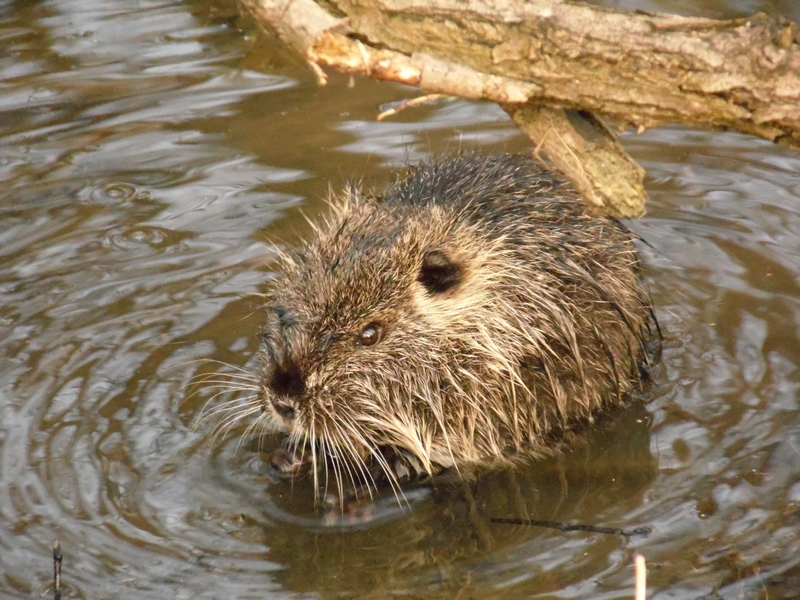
[256,154,659,489]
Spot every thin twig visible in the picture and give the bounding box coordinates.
[377,94,444,120]
[53,539,62,600]
[635,554,647,600]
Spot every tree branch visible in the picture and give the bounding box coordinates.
[239,0,800,216]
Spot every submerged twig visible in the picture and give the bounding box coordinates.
[490,517,651,538]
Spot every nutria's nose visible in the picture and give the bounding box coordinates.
[267,360,304,420]
[268,360,306,399]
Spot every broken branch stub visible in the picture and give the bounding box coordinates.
[506,105,647,217]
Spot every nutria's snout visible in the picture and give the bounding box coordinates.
[251,153,661,495]
[264,360,304,422]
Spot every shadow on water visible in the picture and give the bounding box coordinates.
[235,401,658,598]
[1,0,799,598]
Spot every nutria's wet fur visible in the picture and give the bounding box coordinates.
[256,154,659,493]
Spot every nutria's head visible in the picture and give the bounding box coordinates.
[258,191,495,489]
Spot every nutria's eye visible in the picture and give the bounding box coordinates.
[358,322,383,347]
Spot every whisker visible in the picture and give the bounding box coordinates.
[235,408,273,451]
[310,419,320,497]
[194,392,259,431]
[188,375,260,389]
[338,414,406,506]
[188,359,258,376]
[196,397,260,430]
[208,405,263,449]
[330,417,376,501]
[322,421,345,505]
[327,418,370,501]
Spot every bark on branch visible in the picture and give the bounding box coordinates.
[240,0,800,217]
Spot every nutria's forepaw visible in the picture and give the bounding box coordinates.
[267,440,309,479]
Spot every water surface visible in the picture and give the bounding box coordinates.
[1,0,799,598]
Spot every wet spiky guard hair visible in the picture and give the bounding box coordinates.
[255,154,659,498]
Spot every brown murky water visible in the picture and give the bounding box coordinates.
[1,0,799,598]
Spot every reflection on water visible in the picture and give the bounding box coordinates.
[1,0,799,598]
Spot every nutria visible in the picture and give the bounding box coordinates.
[250,154,659,496]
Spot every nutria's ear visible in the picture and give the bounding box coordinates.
[418,249,462,294]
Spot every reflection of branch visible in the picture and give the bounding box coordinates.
[240,0,800,216]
